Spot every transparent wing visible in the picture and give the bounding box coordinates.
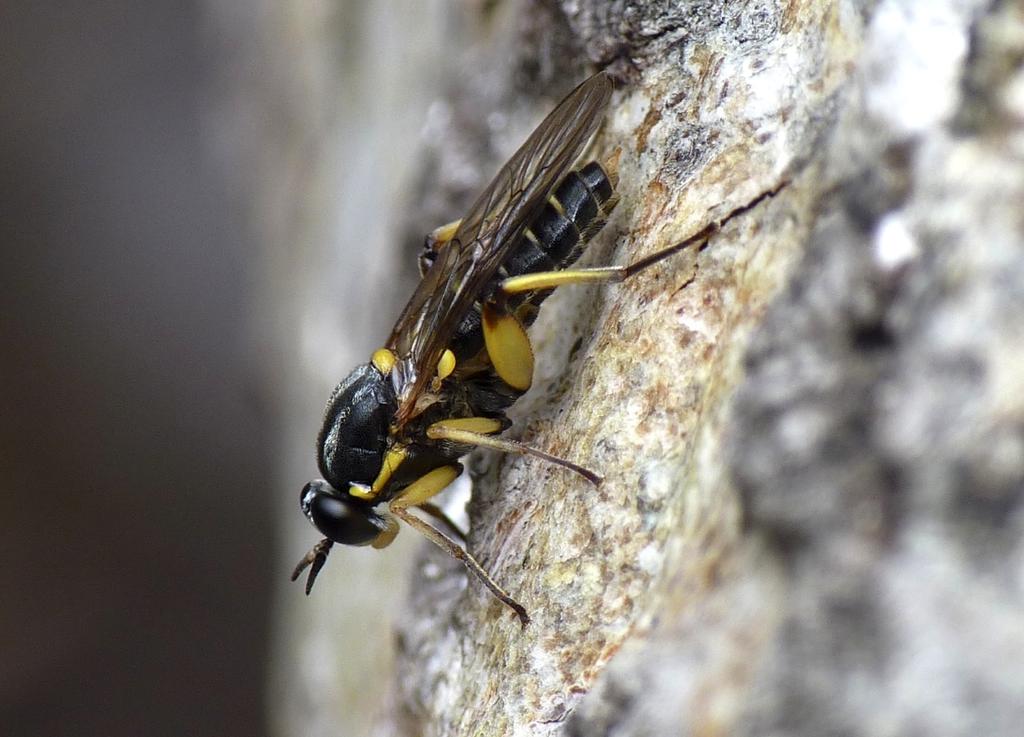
[386,71,613,426]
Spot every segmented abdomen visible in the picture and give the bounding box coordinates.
[501,160,617,279]
[449,159,618,360]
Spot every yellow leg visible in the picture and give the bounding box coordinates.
[482,302,534,391]
[370,514,400,549]
[501,181,792,296]
[420,219,464,276]
[389,465,460,510]
[348,444,409,501]
[426,421,602,485]
[430,347,458,392]
[389,505,529,626]
[388,463,529,626]
[499,220,720,295]
[500,267,624,294]
[426,219,462,249]
[429,416,505,435]
[419,502,467,543]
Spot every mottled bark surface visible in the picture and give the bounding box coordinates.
[272,1,1024,736]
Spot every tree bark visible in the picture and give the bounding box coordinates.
[266,1,1024,735]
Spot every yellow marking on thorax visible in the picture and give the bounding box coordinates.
[371,348,396,375]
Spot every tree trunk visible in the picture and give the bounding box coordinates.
[265,1,1024,735]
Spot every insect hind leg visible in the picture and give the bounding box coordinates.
[499,181,791,296]
[497,221,714,295]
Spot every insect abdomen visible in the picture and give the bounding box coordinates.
[501,160,617,278]
[447,159,617,364]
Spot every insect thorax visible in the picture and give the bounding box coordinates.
[317,362,397,490]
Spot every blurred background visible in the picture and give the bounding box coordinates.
[1,2,458,735]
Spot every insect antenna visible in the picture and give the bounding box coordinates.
[291,538,334,595]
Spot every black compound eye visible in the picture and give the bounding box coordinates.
[308,492,382,546]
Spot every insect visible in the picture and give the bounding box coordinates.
[293,71,702,625]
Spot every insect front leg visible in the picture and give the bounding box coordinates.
[418,501,467,542]
[387,463,530,626]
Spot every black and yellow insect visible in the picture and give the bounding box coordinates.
[293,71,696,625]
